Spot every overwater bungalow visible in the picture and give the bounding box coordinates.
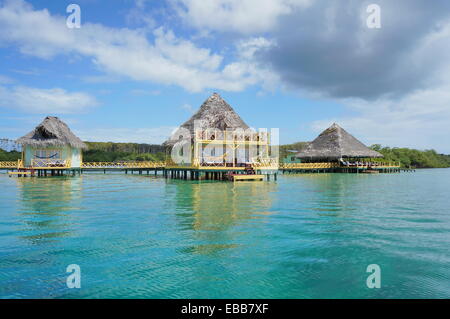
[296,123,382,161]
[164,93,278,180]
[290,123,399,173]
[16,116,87,175]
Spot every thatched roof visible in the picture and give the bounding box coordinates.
[16,116,87,149]
[164,93,249,146]
[296,123,382,159]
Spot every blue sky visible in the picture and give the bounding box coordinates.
[1,0,450,152]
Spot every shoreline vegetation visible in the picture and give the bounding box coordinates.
[1,141,449,169]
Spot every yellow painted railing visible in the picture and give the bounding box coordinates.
[30,159,71,169]
[194,129,269,144]
[165,157,278,170]
[81,161,166,169]
[281,162,339,169]
[0,161,18,168]
[0,160,402,171]
[251,158,279,169]
[280,162,401,169]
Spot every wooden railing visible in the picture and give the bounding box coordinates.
[0,161,18,169]
[280,162,401,169]
[0,160,402,171]
[31,159,71,168]
[281,162,339,169]
[194,129,269,144]
[251,158,278,169]
[166,157,279,170]
[81,161,166,169]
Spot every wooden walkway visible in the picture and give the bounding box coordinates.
[232,174,264,181]
[1,161,407,179]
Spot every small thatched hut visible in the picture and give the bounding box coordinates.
[16,116,87,168]
[296,123,382,161]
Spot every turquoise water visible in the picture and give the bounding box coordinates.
[0,169,449,299]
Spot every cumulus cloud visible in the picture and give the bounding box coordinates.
[0,85,98,113]
[172,0,450,151]
[0,0,262,92]
[311,82,450,152]
[173,0,450,100]
[261,0,450,100]
[172,0,311,34]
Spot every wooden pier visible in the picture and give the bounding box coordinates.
[1,160,407,180]
[232,174,264,181]
[279,162,405,174]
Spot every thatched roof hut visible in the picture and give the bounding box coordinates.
[164,93,249,146]
[16,116,87,149]
[296,123,382,160]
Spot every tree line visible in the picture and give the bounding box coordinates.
[1,141,450,168]
[82,142,165,162]
[369,145,450,168]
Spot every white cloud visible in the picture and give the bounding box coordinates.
[180,103,194,113]
[308,18,450,153]
[172,0,311,34]
[235,37,276,59]
[0,0,265,93]
[81,75,122,84]
[77,126,176,144]
[311,84,450,153]
[125,0,157,28]
[232,37,279,91]
[129,89,161,96]
[0,75,14,84]
[0,85,98,113]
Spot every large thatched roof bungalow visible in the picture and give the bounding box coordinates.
[166,93,254,165]
[296,123,382,161]
[16,116,87,169]
[164,92,250,146]
[164,93,275,176]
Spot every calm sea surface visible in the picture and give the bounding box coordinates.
[0,169,449,298]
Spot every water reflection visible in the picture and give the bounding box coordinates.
[170,180,277,255]
[16,177,82,244]
[286,173,358,215]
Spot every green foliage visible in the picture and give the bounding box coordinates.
[0,149,21,161]
[369,145,450,168]
[279,142,309,160]
[83,142,165,162]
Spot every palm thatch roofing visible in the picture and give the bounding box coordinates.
[164,93,250,146]
[296,123,382,159]
[16,116,88,149]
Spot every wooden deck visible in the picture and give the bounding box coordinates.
[8,171,33,177]
[0,160,406,179]
[232,174,264,181]
[0,161,18,169]
[1,160,401,171]
[279,162,401,170]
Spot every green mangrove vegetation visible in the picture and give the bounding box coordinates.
[82,142,165,162]
[0,149,21,161]
[369,145,450,168]
[1,141,449,168]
